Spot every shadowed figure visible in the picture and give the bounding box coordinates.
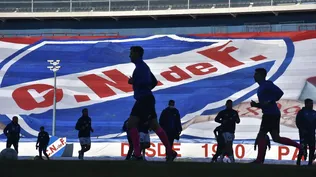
[296,98,316,166]
[251,68,302,164]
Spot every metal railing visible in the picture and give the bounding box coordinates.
[0,32,120,37]
[0,0,315,13]
[299,24,316,31]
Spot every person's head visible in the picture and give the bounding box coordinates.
[225,99,233,109]
[82,108,88,116]
[12,116,18,124]
[168,100,175,108]
[305,98,313,110]
[129,46,144,63]
[254,68,267,83]
[40,126,44,132]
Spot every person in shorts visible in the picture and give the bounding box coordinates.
[75,108,94,160]
[127,46,177,161]
[250,68,302,164]
[215,100,240,163]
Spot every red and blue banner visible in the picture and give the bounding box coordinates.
[0,31,315,144]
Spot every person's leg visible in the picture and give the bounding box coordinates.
[308,135,315,165]
[272,132,301,148]
[297,131,307,165]
[269,117,302,165]
[212,141,224,162]
[38,146,43,159]
[150,119,174,158]
[6,139,12,149]
[85,145,91,152]
[299,131,308,160]
[128,100,142,158]
[253,115,269,163]
[270,115,300,148]
[170,137,175,150]
[222,132,234,163]
[218,133,227,162]
[139,132,147,160]
[12,140,19,154]
[146,95,176,161]
[78,138,87,160]
[226,133,235,163]
[141,145,146,160]
[81,138,91,153]
[79,145,86,160]
[254,132,268,163]
[81,138,91,160]
[267,115,302,165]
[164,133,173,157]
[126,135,134,160]
[43,145,50,160]
[304,142,308,161]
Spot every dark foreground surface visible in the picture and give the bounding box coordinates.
[0,160,316,177]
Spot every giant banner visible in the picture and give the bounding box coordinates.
[0,31,316,160]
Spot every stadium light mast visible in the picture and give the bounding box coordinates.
[47,60,61,136]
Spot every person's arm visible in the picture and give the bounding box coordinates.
[159,109,167,129]
[314,113,316,131]
[295,110,303,129]
[176,109,182,132]
[150,72,158,90]
[251,100,261,108]
[18,125,21,139]
[36,133,40,147]
[213,128,218,138]
[75,119,81,131]
[269,82,284,102]
[235,111,240,124]
[122,120,128,132]
[214,111,222,123]
[3,124,9,137]
[47,132,50,144]
[90,118,94,133]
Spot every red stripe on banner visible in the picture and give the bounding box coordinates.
[1,31,316,45]
[190,31,316,42]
